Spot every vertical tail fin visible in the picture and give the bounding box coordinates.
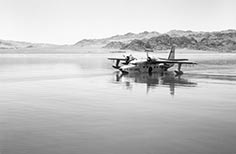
[168,46,175,60]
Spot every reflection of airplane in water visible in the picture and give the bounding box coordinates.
[114,72,197,95]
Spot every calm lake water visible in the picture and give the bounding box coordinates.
[0,51,236,154]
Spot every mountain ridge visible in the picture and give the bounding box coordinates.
[0,39,59,49]
[74,31,161,47]
[102,29,236,52]
[1,29,236,52]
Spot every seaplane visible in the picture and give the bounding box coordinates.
[108,46,197,75]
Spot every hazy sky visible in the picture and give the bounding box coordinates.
[0,0,235,44]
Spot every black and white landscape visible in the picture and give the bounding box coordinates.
[1,29,236,52]
[1,0,236,154]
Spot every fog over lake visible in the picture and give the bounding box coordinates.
[1,50,236,154]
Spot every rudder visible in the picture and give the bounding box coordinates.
[168,46,175,60]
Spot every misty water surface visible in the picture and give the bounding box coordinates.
[0,52,236,154]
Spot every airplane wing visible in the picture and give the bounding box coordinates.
[133,59,197,65]
[158,58,189,61]
[108,58,127,61]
